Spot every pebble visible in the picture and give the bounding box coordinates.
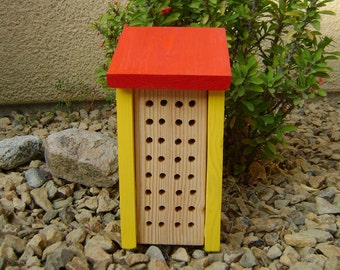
[0,97,338,269]
[24,168,47,188]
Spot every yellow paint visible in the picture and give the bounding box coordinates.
[116,88,137,249]
[205,90,225,252]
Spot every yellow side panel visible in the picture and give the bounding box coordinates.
[116,88,137,249]
[205,90,225,252]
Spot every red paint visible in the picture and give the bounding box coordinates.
[107,26,232,91]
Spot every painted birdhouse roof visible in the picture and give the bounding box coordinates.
[107,26,232,91]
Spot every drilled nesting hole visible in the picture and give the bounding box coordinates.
[160,99,168,106]
[145,100,153,107]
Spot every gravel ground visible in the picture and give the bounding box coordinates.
[0,95,339,269]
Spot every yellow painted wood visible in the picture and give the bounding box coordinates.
[116,88,137,249]
[205,90,225,252]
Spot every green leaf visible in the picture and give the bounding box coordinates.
[161,12,181,25]
[241,100,255,111]
[280,125,297,132]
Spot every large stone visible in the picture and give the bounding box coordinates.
[0,135,43,170]
[44,129,118,187]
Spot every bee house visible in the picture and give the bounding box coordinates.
[107,26,231,251]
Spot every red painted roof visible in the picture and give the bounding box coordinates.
[107,26,232,91]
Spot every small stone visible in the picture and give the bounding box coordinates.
[205,261,228,270]
[24,168,46,188]
[97,189,119,213]
[53,197,73,209]
[89,123,102,131]
[238,248,257,268]
[148,258,169,270]
[27,234,46,257]
[284,233,317,247]
[65,256,90,270]
[264,232,280,246]
[66,227,86,244]
[192,249,206,259]
[0,135,43,170]
[3,234,27,254]
[315,197,340,214]
[45,180,58,199]
[315,243,340,258]
[45,247,76,269]
[43,210,59,223]
[324,255,340,270]
[280,246,300,267]
[145,245,166,263]
[274,199,290,209]
[249,218,285,232]
[171,247,190,262]
[13,197,26,211]
[227,232,244,249]
[84,244,113,269]
[267,244,283,260]
[208,252,224,263]
[30,187,54,211]
[298,229,333,243]
[40,225,64,245]
[86,235,113,252]
[124,253,149,267]
[317,187,336,200]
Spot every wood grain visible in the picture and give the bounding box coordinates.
[134,89,207,245]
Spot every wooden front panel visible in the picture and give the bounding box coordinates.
[134,89,207,245]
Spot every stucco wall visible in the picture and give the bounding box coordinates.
[0,1,339,106]
[321,1,340,92]
[0,0,111,106]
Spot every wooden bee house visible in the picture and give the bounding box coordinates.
[107,26,231,251]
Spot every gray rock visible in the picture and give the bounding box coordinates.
[44,128,118,187]
[0,135,43,170]
[148,258,169,270]
[238,248,257,268]
[24,168,46,188]
[171,247,190,262]
[325,256,340,270]
[123,253,149,267]
[315,243,340,258]
[284,233,317,247]
[2,234,27,254]
[205,261,228,270]
[97,189,119,213]
[45,247,76,269]
[145,246,166,263]
[84,243,113,269]
[267,244,283,260]
[317,187,336,200]
[315,196,340,214]
[298,229,333,243]
[191,249,206,259]
[30,187,54,211]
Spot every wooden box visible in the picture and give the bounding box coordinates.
[107,26,231,251]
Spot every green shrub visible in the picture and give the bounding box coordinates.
[93,0,339,176]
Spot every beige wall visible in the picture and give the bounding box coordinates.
[0,0,111,106]
[0,1,339,106]
[321,1,340,92]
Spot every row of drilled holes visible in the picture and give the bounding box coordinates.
[145,173,195,180]
[145,156,195,162]
[146,221,195,228]
[145,100,196,108]
[146,118,196,126]
[145,189,197,195]
[146,138,196,145]
[145,205,195,212]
